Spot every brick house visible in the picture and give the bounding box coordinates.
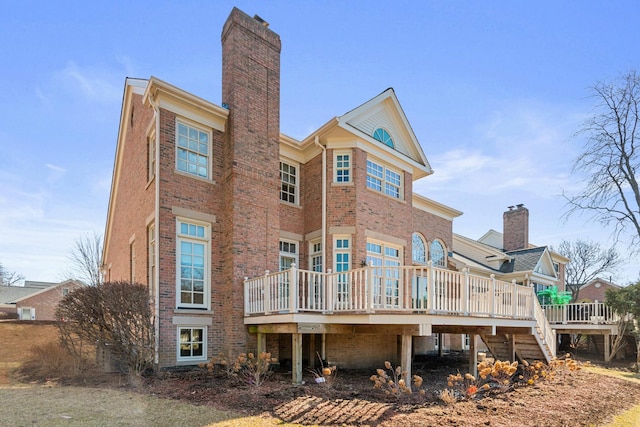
[103,7,563,380]
[578,278,620,303]
[0,280,84,320]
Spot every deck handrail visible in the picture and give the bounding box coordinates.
[244,263,537,319]
[541,302,619,325]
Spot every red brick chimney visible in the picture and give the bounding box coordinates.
[220,8,282,356]
[503,204,529,251]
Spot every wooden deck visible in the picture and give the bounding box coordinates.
[244,264,559,382]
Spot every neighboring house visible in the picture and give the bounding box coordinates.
[0,280,84,320]
[452,205,569,298]
[103,8,560,380]
[578,278,620,303]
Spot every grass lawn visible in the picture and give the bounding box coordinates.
[0,384,301,427]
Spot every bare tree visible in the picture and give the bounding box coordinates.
[0,262,24,286]
[66,232,103,286]
[564,70,640,250]
[554,239,622,302]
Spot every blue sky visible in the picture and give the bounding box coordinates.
[1,1,639,284]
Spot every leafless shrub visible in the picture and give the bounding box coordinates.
[56,281,155,384]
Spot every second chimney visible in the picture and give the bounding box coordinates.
[503,204,529,251]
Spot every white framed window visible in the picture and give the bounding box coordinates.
[334,236,351,306]
[62,288,69,296]
[177,326,206,361]
[176,219,210,309]
[310,240,323,272]
[279,240,298,271]
[148,131,156,182]
[176,121,211,179]
[366,240,402,308]
[366,158,402,199]
[333,151,351,183]
[148,224,156,295]
[412,233,426,264]
[430,240,446,268]
[279,161,298,204]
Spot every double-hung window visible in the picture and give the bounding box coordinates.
[280,161,298,204]
[366,158,402,199]
[176,121,210,179]
[176,219,210,309]
[334,151,351,183]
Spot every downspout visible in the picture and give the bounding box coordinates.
[314,135,327,361]
[148,90,161,365]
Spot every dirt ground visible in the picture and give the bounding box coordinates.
[142,355,640,427]
[3,321,640,426]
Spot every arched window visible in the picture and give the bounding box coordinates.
[430,240,446,267]
[412,233,426,263]
[372,127,394,148]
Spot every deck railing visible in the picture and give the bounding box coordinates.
[244,262,537,319]
[541,302,619,325]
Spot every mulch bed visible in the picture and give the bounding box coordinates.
[141,354,640,426]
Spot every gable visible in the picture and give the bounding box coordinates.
[337,88,432,178]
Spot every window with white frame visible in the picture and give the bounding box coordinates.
[430,240,446,267]
[310,240,323,272]
[334,236,351,306]
[279,240,298,271]
[148,131,156,182]
[334,151,351,183]
[176,219,209,309]
[178,326,206,361]
[280,161,298,204]
[148,224,156,295]
[366,240,402,307]
[366,158,402,199]
[412,233,426,264]
[176,121,210,179]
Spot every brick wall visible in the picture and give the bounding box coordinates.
[104,93,155,284]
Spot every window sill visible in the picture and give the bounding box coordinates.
[174,308,214,315]
[331,182,354,187]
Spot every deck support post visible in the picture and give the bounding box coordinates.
[309,334,316,368]
[469,334,478,377]
[438,333,443,357]
[508,334,516,362]
[257,333,266,355]
[604,333,611,363]
[321,333,326,361]
[292,333,302,384]
[401,334,412,389]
